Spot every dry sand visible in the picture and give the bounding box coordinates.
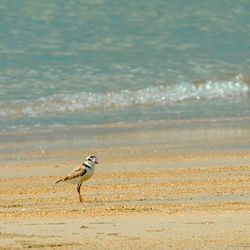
[0,120,250,249]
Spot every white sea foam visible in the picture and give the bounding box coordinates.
[0,80,249,118]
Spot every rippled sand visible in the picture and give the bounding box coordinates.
[1,120,250,249]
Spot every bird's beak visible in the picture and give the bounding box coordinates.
[95,161,99,164]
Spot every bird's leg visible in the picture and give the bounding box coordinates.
[77,182,83,202]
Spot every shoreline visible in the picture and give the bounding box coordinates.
[1,116,250,155]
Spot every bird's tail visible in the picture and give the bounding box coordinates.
[55,179,62,184]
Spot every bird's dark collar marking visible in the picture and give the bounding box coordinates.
[84,163,92,169]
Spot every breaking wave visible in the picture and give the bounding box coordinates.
[0,80,249,118]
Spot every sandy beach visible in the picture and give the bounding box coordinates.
[0,119,250,249]
[1,0,250,248]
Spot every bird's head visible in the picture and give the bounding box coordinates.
[85,155,99,165]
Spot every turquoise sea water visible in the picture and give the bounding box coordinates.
[0,0,250,131]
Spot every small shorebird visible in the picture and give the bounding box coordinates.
[55,155,98,202]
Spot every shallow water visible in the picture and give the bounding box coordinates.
[0,0,250,131]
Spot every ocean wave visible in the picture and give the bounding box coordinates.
[0,79,249,118]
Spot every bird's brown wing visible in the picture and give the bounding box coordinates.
[55,164,86,183]
[63,164,87,181]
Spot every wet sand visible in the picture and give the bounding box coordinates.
[0,119,250,249]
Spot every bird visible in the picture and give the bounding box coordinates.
[55,155,98,202]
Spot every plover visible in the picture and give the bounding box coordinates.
[55,155,98,202]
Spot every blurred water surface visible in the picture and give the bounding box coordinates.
[0,0,249,130]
